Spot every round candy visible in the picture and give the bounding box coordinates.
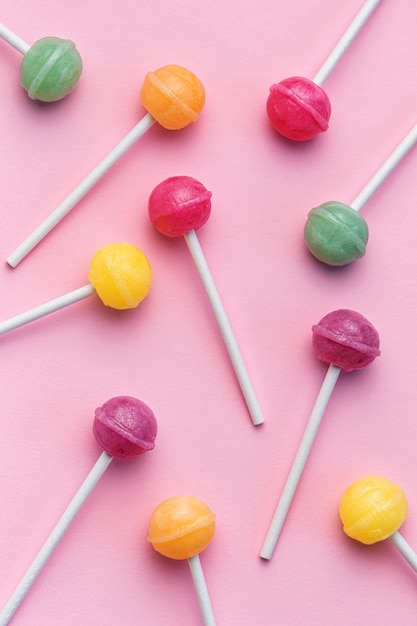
[93,396,157,461]
[312,309,381,372]
[140,64,205,130]
[20,36,82,102]
[88,243,152,310]
[339,476,408,545]
[148,176,212,237]
[304,201,369,266]
[266,76,331,141]
[147,495,216,560]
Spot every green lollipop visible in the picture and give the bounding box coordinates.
[304,123,417,266]
[304,201,368,266]
[0,23,82,102]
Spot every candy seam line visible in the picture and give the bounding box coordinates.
[173,190,213,209]
[310,205,367,255]
[312,325,381,357]
[148,513,216,542]
[27,39,75,99]
[146,71,200,122]
[102,254,141,309]
[275,83,329,130]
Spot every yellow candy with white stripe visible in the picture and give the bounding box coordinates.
[88,243,152,310]
[339,475,408,545]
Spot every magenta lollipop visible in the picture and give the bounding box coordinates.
[148,175,211,237]
[0,396,157,625]
[312,309,380,371]
[266,0,382,140]
[148,175,264,426]
[260,309,380,560]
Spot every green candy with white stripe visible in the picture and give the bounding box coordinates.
[20,36,82,102]
[304,200,369,266]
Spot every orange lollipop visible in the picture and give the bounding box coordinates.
[148,496,217,624]
[141,64,205,130]
[7,64,205,267]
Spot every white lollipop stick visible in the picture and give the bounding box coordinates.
[0,23,30,55]
[0,451,113,626]
[0,283,94,336]
[260,363,341,559]
[390,531,417,573]
[184,229,264,426]
[313,0,383,86]
[188,554,217,626]
[350,122,417,212]
[6,113,156,268]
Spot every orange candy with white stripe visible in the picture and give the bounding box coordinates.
[140,64,205,130]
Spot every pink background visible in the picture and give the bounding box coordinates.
[1,1,417,624]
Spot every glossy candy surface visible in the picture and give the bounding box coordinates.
[266,76,331,141]
[304,201,369,266]
[312,309,380,371]
[339,476,408,545]
[140,64,205,130]
[93,396,157,461]
[20,36,82,102]
[88,243,152,310]
[148,176,212,237]
[148,495,215,560]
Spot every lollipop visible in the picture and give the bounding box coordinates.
[0,396,157,625]
[266,0,382,140]
[0,23,82,102]
[148,175,264,426]
[148,495,217,626]
[339,476,417,573]
[6,64,205,267]
[0,243,152,336]
[304,122,417,265]
[260,309,380,560]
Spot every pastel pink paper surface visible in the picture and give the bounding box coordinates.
[312,309,381,371]
[148,175,212,237]
[2,1,417,625]
[93,396,157,460]
[266,76,331,141]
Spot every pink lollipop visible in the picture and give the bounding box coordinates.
[266,0,382,140]
[0,396,157,625]
[148,175,264,426]
[260,309,380,560]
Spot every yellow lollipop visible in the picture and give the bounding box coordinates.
[148,496,217,625]
[0,243,152,336]
[340,475,408,545]
[339,475,417,573]
[88,242,152,309]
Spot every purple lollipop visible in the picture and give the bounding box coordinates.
[0,396,157,624]
[260,310,380,560]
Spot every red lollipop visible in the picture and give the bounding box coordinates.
[148,176,264,426]
[267,77,331,142]
[148,175,211,237]
[260,310,380,560]
[266,0,382,141]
